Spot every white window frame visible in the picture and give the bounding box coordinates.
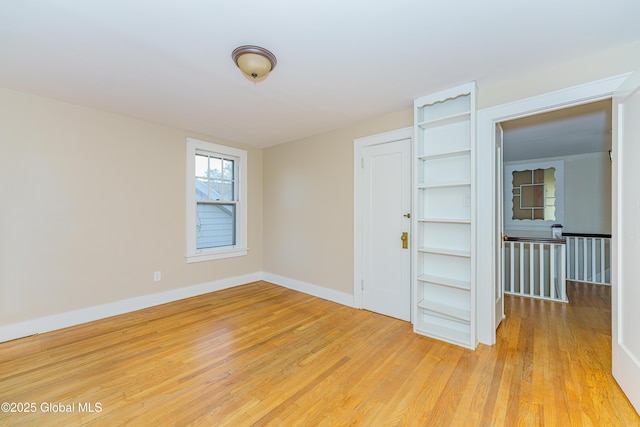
[186,138,248,262]
[504,159,564,232]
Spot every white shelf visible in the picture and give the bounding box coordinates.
[418,299,470,322]
[418,274,470,290]
[413,83,475,350]
[418,149,470,160]
[414,322,471,348]
[418,247,471,258]
[417,111,470,129]
[418,181,470,189]
[417,218,470,224]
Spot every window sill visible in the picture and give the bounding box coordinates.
[186,247,248,263]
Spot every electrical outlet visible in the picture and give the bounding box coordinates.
[153,271,162,282]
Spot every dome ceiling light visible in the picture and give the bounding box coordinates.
[231,45,277,82]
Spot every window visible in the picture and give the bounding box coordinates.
[186,138,247,262]
[511,167,556,220]
[504,160,564,231]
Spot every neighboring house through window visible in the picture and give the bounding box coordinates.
[186,138,247,262]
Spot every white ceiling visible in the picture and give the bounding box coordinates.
[1,1,638,148]
[502,99,612,162]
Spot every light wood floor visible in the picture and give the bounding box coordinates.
[0,281,638,426]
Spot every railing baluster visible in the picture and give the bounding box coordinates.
[572,237,579,280]
[591,237,597,282]
[550,243,556,299]
[504,234,610,301]
[503,237,568,302]
[600,238,605,284]
[561,244,567,301]
[567,238,572,280]
[583,237,587,281]
[528,242,534,296]
[539,243,544,297]
[608,239,612,283]
[509,241,514,293]
[519,242,524,295]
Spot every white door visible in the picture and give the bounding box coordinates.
[361,138,411,321]
[612,70,640,413]
[495,123,504,329]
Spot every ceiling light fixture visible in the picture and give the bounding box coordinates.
[232,45,277,81]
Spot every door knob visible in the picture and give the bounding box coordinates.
[401,232,408,249]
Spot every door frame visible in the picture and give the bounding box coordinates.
[495,123,505,329]
[354,127,413,315]
[476,73,631,345]
[612,70,640,412]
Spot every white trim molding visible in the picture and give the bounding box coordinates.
[185,137,248,263]
[476,73,631,346]
[0,272,262,343]
[0,272,357,343]
[263,272,355,308]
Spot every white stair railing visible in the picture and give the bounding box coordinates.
[503,237,567,302]
[564,233,611,285]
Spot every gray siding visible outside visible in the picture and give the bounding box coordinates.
[195,178,235,249]
[196,203,235,249]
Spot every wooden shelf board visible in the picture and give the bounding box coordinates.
[417,111,470,129]
[414,322,471,348]
[417,218,470,224]
[418,300,470,322]
[418,149,471,160]
[418,247,471,257]
[418,181,470,189]
[418,274,470,290]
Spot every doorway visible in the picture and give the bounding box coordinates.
[354,127,412,321]
[481,72,640,415]
[476,73,630,345]
[498,99,612,306]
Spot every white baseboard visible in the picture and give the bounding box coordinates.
[0,271,355,344]
[262,272,355,307]
[0,272,262,343]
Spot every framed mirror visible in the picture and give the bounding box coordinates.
[504,160,563,231]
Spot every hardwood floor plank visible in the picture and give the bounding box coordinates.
[0,281,638,426]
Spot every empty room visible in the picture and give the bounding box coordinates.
[1,1,640,425]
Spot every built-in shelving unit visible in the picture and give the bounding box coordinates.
[413,83,476,349]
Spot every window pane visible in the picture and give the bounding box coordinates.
[209,157,222,179]
[223,159,234,180]
[196,203,235,249]
[210,179,223,200]
[520,184,544,208]
[512,170,530,187]
[195,154,209,178]
[511,167,557,221]
[222,182,234,201]
[512,196,531,220]
[195,178,208,200]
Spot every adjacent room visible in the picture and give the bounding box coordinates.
[1,1,639,425]
[500,100,612,304]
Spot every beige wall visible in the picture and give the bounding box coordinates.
[564,152,612,234]
[478,41,640,109]
[2,41,638,327]
[0,88,263,325]
[505,152,612,238]
[262,110,412,294]
[263,42,640,297]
